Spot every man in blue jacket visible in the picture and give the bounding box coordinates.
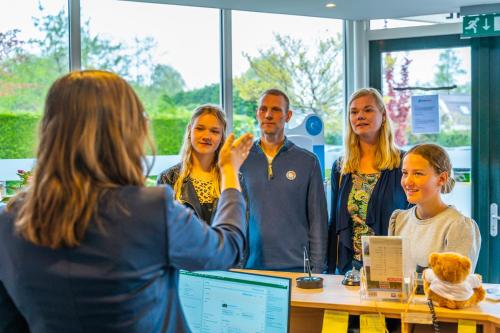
[241,89,328,273]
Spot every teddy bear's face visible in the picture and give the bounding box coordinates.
[428,252,471,283]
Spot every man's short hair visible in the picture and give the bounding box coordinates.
[258,88,290,112]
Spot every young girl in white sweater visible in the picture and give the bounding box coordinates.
[389,143,481,272]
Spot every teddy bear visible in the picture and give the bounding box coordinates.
[423,252,485,309]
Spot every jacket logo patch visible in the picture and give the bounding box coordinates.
[286,170,296,180]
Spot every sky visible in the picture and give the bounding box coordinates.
[1,0,469,90]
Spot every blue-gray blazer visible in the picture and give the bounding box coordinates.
[0,186,246,333]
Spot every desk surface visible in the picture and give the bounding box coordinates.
[238,270,500,326]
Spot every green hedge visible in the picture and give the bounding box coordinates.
[0,112,40,159]
[0,111,473,159]
[150,115,189,155]
[406,130,471,147]
[0,112,256,158]
[233,114,257,137]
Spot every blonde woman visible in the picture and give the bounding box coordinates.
[0,70,253,332]
[157,105,226,224]
[327,88,408,274]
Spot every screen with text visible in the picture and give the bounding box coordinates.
[179,270,290,333]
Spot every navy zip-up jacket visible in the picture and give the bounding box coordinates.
[241,138,328,273]
[327,156,408,274]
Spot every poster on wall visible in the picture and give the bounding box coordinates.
[411,95,440,134]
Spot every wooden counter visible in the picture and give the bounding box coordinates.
[237,270,500,333]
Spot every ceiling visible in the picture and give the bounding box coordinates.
[127,0,500,20]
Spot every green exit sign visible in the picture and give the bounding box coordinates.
[463,14,500,37]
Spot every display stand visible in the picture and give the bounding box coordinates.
[359,236,409,302]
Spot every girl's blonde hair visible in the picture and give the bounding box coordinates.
[173,104,227,202]
[406,144,455,194]
[10,70,154,248]
[341,87,400,174]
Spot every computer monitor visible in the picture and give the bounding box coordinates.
[178,270,291,333]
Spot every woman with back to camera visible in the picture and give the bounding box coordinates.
[157,104,227,224]
[327,87,408,274]
[389,143,481,272]
[0,70,253,333]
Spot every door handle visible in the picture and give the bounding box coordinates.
[491,203,499,237]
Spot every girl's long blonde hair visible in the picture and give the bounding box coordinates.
[9,70,154,248]
[173,105,227,202]
[341,88,400,174]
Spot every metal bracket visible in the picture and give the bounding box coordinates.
[491,203,499,237]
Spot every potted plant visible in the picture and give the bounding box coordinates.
[0,169,33,203]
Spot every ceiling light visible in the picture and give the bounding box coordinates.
[325,3,336,8]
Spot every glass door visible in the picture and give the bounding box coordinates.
[379,46,472,216]
[370,34,500,282]
[471,36,500,283]
[370,36,471,213]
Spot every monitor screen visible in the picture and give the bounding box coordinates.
[178,270,291,333]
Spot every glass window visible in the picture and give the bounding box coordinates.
[81,0,220,176]
[381,47,471,215]
[232,11,344,177]
[0,1,69,197]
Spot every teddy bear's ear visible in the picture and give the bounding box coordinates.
[429,252,439,267]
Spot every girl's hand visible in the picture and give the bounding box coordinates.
[218,133,253,172]
[218,133,253,192]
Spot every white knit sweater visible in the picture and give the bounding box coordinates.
[389,206,481,272]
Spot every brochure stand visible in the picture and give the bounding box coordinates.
[359,236,409,302]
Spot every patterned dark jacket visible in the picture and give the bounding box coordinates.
[157,163,218,224]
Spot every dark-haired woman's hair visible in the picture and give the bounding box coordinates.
[10,70,153,248]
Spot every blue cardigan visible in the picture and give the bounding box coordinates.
[327,157,409,274]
